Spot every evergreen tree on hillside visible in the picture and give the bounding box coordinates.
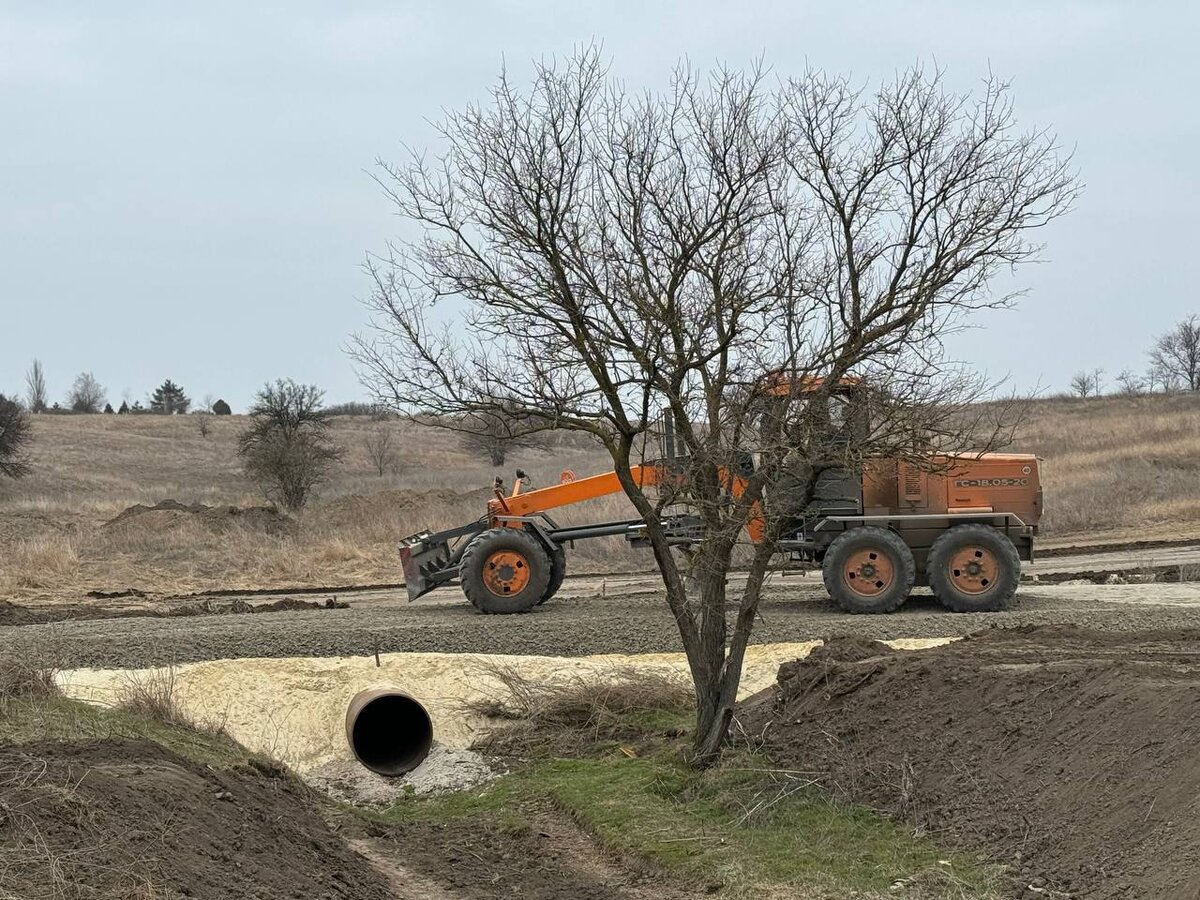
[0,393,32,478]
[118,401,130,414]
[149,380,190,415]
[212,399,232,415]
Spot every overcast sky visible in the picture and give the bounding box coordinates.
[2,1,1196,410]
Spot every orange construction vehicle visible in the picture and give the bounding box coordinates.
[399,382,1042,615]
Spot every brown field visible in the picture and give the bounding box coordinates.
[2,392,1199,604]
[0,414,634,604]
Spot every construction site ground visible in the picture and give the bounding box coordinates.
[6,539,1200,898]
[3,540,1200,668]
[744,625,1200,900]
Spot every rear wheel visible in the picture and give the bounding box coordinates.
[822,526,915,614]
[460,528,551,614]
[927,524,1020,612]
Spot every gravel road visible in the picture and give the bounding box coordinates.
[8,575,1200,670]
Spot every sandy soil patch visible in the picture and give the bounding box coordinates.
[57,638,954,773]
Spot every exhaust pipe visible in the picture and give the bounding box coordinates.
[345,688,434,776]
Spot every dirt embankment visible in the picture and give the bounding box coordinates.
[0,738,392,900]
[744,625,1200,899]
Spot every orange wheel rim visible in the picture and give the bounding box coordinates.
[948,545,997,595]
[482,550,531,596]
[843,547,895,597]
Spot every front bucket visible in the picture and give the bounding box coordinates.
[345,688,434,776]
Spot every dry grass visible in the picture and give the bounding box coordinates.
[112,667,194,728]
[470,662,694,757]
[0,656,60,701]
[1012,392,1200,540]
[2,396,1199,603]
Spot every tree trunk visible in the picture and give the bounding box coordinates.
[688,552,734,765]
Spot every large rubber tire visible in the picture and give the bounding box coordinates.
[460,528,552,615]
[927,523,1020,612]
[822,526,915,614]
[539,545,567,606]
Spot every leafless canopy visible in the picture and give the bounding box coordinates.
[459,407,531,467]
[67,372,106,414]
[363,424,399,477]
[353,50,1077,760]
[1149,315,1200,392]
[1070,368,1104,398]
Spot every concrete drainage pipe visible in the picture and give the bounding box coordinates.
[345,688,434,776]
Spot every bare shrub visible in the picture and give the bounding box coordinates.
[194,409,213,437]
[238,380,344,511]
[1115,368,1144,396]
[470,663,693,757]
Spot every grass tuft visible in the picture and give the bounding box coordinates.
[0,657,60,701]
[113,667,198,729]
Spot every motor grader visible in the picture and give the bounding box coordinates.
[399,381,1042,615]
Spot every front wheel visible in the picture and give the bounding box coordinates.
[927,524,1020,612]
[459,528,552,614]
[539,544,567,605]
[822,526,915,614]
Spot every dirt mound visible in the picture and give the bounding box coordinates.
[0,598,39,626]
[0,737,391,899]
[167,596,349,616]
[314,486,492,528]
[744,626,1200,899]
[103,499,294,535]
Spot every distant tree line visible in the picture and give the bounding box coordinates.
[19,360,234,417]
[1070,315,1200,397]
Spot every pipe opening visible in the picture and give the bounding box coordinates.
[346,690,434,776]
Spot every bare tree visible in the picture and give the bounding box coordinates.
[0,394,33,478]
[67,372,106,414]
[1114,368,1144,396]
[363,424,399,476]
[24,360,47,414]
[1149,315,1200,392]
[460,409,529,467]
[238,380,344,511]
[353,52,1077,761]
[1069,369,1103,398]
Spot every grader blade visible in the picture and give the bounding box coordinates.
[399,521,485,601]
